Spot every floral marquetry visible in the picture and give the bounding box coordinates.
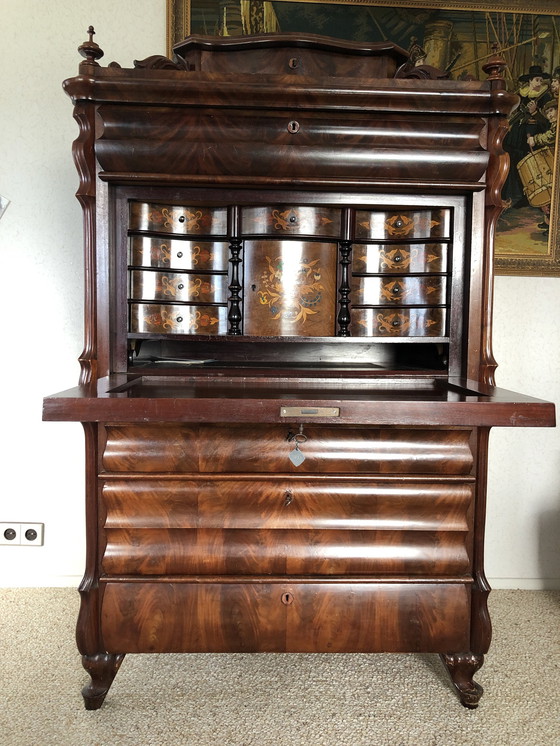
[129,303,228,335]
[130,202,228,236]
[354,210,451,241]
[243,240,337,336]
[242,206,341,238]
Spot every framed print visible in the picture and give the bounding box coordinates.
[167,1,560,275]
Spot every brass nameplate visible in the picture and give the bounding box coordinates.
[280,406,340,417]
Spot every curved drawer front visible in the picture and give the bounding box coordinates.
[129,303,228,335]
[101,581,471,653]
[103,478,473,531]
[241,205,341,237]
[129,270,228,304]
[352,242,448,274]
[129,202,228,236]
[102,425,474,475]
[351,276,446,306]
[350,307,446,337]
[101,526,469,576]
[128,236,229,272]
[354,209,451,241]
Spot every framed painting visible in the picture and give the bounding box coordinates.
[167,1,560,275]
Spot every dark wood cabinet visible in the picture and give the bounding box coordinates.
[43,30,555,711]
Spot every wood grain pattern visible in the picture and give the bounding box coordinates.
[101,527,470,576]
[102,425,474,475]
[241,206,342,237]
[102,478,473,531]
[100,581,471,653]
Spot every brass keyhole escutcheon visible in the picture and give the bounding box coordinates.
[288,120,300,134]
[288,57,299,69]
[281,592,294,605]
[284,490,293,506]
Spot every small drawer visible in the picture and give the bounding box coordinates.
[129,303,228,335]
[129,270,228,304]
[352,242,448,274]
[354,209,451,241]
[129,202,228,236]
[351,276,446,306]
[128,236,229,271]
[101,581,471,653]
[243,240,338,337]
[350,307,446,337]
[241,205,341,237]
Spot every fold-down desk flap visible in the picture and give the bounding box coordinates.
[42,375,556,428]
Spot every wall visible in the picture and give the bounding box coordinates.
[0,1,558,588]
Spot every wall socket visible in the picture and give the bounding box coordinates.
[0,523,44,546]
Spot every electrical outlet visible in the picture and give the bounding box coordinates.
[0,523,44,546]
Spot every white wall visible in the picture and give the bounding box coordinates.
[0,1,558,588]
[0,0,166,586]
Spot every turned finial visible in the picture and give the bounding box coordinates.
[78,26,104,65]
[482,43,507,81]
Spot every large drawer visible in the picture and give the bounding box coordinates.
[102,477,473,531]
[100,581,471,653]
[102,425,474,475]
[101,526,469,576]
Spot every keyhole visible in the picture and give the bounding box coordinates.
[288,57,299,69]
[281,592,294,605]
[287,120,300,134]
[284,490,293,506]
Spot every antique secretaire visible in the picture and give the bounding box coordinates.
[43,29,555,710]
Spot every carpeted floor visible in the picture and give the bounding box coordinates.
[0,588,558,746]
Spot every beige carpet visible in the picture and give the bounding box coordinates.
[0,588,558,746]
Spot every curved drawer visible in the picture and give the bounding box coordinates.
[352,242,448,274]
[350,307,446,337]
[129,202,228,236]
[129,270,228,304]
[129,303,228,335]
[241,205,341,237]
[101,581,471,653]
[102,425,474,475]
[354,209,451,241]
[102,477,473,531]
[128,236,229,271]
[351,276,446,306]
[101,526,470,576]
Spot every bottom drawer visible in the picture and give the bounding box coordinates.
[100,581,470,654]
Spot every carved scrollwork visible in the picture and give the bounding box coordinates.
[440,652,484,709]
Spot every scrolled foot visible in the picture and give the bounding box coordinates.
[81,653,125,710]
[440,652,484,709]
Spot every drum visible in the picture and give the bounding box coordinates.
[516,147,554,207]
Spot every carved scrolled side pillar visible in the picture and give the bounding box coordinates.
[480,49,518,386]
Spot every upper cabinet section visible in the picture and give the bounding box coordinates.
[172,34,408,78]
[65,32,517,192]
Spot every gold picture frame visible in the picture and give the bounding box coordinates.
[167,0,560,276]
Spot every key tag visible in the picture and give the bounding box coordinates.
[288,426,307,467]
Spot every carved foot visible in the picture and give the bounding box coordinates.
[440,652,484,709]
[81,653,125,710]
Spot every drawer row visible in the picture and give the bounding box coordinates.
[128,236,449,275]
[100,477,473,577]
[129,203,452,241]
[129,270,447,306]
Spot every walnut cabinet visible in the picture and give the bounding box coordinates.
[43,31,555,710]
